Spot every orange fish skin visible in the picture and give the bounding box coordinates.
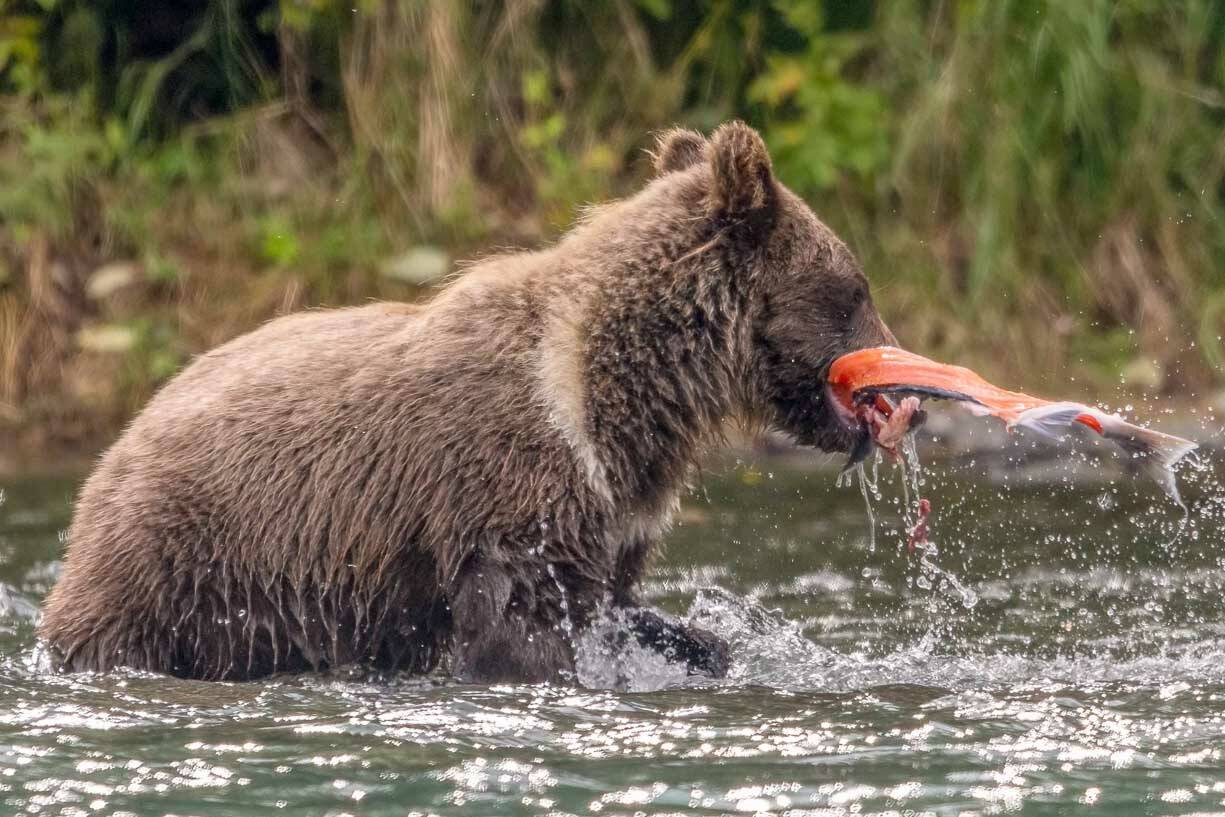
[829,346,1051,426]
[826,346,1198,502]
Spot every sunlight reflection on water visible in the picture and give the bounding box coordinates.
[3,449,1225,815]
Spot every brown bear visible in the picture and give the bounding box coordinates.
[38,122,894,683]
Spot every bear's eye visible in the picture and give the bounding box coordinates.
[822,279,867,324]
[838,279,868,316]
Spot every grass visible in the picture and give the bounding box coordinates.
[1,0,1223,456]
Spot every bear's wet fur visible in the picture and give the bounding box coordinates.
[39,122,893,682]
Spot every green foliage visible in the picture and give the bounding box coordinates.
[749,5,889,191]
[856,0,1225,386]
[117,316,186,411]
[3,0,1225,446]
[256,214,301,268]
[0,95,110,237]
[518,68,620,227]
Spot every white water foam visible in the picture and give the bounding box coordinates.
[684,587,1225,693]
[574,607,692,692]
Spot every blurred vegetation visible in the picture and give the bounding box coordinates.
[1,0,1224,454]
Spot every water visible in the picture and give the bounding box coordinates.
[3,450,1225,816]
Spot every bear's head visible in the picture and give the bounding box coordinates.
[653,122,895,453]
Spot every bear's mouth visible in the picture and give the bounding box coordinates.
[782,386,863,454]
[821,378,930,471]
[825,381,861,433]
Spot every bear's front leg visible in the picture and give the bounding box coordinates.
[448,558,578,684]
[612,540,731,679]
[622,606,731,678]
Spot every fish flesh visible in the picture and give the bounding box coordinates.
[827,346,1198,501]
[907,497,931,551]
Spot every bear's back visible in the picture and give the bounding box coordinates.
[40,291,597,679]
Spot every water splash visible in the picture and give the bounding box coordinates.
[856,464,877,552]
[573,607,692,692]
[545,562,574,637]
[837,456,882,552]
[0,583,38,621]
[686,587,1225,692]
[839,436,979,610]
[900,434,924,530]
[914,542,979,609]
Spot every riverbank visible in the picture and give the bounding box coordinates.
[5,395,1217,486]
[5,2,1224,470]
[8,234,1212,470]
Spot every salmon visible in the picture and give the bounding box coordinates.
[827,346,1198,501]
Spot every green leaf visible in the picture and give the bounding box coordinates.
[522,69,550,106]
[772,0,823,36]
[635,0,672,21]
[258,217,301,267]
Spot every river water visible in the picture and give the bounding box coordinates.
[3,442,1225,816]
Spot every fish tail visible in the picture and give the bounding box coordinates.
[1093,413,1197,468]
[1094,414,1198,502]
[1122,428,1195,504]
[1016,404,1198,502]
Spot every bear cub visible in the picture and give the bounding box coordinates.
[40,122,893,682]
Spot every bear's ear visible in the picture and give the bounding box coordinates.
[707,120,774,220]
[651,128,707,175]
